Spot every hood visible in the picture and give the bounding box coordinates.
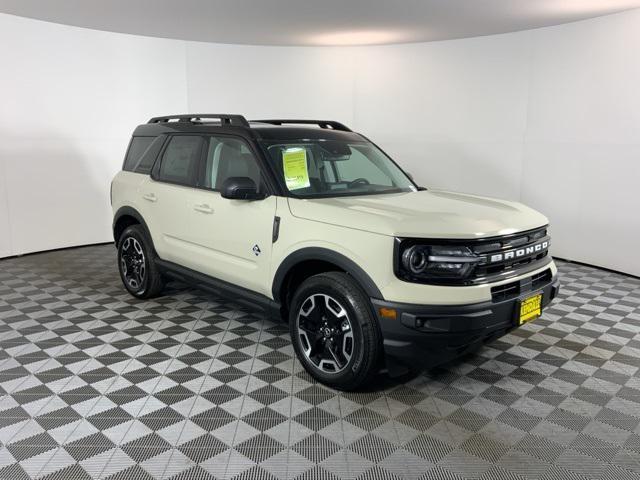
[287,190,548,239]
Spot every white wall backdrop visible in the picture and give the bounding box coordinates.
[1,10,639,275]
[522,13,640,278]
[0,14,188,257]
[186,43,355,126]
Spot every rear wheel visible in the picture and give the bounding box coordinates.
[117,225,164,299]
[289,272,382,391]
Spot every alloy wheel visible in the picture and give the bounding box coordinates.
[296,294,354,374]
[120,237,146,291]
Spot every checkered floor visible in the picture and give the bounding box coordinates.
[1,245,640,480]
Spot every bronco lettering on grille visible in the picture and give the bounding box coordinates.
[488,240,549,264]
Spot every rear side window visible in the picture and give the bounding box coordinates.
[123,137,154,172]
[156,135,204,185]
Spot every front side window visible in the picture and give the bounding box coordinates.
[200,136,263,192]
[157,135,203,185]
[261,139,416,198]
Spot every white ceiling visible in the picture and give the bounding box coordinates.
[1,0,639,46]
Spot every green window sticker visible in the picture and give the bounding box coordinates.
[282,148,310,190]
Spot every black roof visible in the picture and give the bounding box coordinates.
[133,114,364,142]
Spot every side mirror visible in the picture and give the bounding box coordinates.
[221,177,265,200]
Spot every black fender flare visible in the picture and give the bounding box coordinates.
[112,206,154,248]
[272,247,384,303]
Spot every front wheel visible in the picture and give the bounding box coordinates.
[289,272,382,391]
[117,225,164,299]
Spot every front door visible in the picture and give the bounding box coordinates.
[183,135,277,297]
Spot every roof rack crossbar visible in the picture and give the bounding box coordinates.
[251,119,352,132]
[148,114,250,127]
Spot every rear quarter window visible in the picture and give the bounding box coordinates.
[123,136,164,174]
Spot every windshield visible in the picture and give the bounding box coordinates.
[261,139,417,198]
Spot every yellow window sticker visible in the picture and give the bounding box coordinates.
[282,148,310,190]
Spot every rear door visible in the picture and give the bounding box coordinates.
[139,134,204,267]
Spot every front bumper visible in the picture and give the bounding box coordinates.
[372,274,560,370]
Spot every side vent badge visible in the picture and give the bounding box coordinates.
[252,245,261,256]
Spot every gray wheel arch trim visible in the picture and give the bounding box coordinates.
[272,247,384,302]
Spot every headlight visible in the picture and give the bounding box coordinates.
[401,245,429,274]
[397,242,480,282]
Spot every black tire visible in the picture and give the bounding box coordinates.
[289,272,382,391]
[117,225,164,299]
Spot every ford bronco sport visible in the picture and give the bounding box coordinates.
[111,114,559,390]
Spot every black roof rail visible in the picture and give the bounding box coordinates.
[148,114,250,127]
[251,119,352,132]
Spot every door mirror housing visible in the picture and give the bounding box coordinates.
[220,177,265,200]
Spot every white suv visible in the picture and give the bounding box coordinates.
[111,114,559,390]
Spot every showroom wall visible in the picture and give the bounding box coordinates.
[1,10,639,275]
[521,14,640,279]
[0,14,188,258]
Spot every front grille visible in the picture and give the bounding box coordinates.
[471,227,550,281]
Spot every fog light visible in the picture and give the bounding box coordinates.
[379,307,397,320]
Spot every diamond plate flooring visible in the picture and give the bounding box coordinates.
[1,245,640,479]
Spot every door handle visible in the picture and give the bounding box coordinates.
[143,193,157,202]
[194,203,213,214]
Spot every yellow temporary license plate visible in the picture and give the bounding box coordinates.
[519,294,542,325]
